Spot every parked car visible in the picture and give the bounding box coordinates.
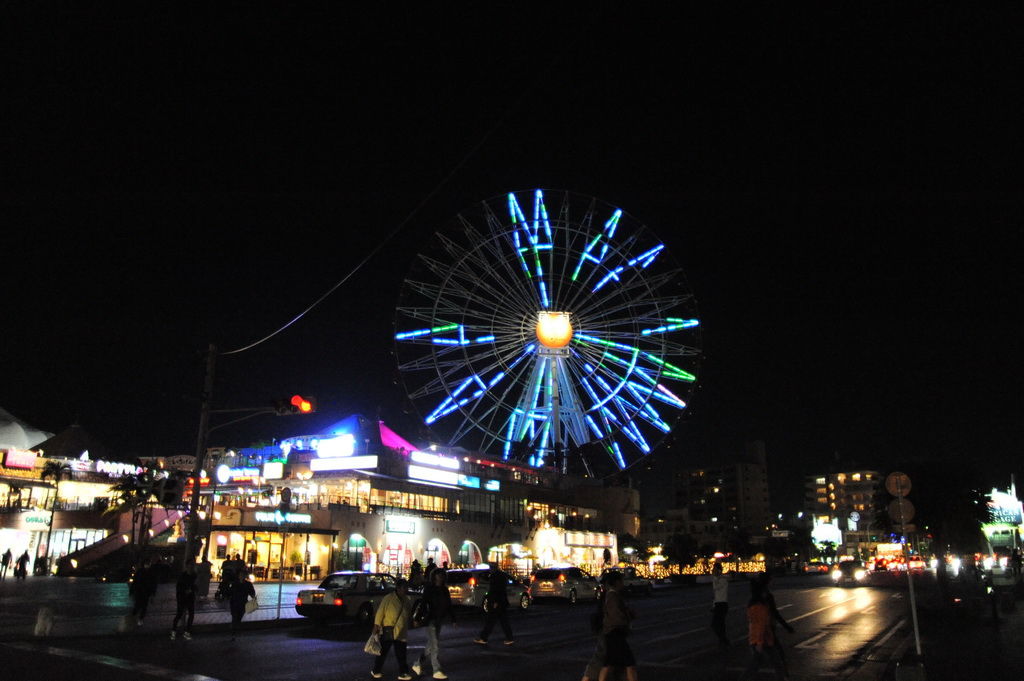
[831,560,868,586]
[601,567,654,596]
[445,568,531,611]
[529,566,601,604]
[295,571,396,625]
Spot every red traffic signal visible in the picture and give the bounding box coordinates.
[290,394,314,413]
[274,395,317,415]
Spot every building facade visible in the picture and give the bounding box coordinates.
[803,469,882,559]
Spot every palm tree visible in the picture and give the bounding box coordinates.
[40,460,72,575]
[105,469,160,565]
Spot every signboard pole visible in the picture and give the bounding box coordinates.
[276,530,287,620]
[895,475,923,658]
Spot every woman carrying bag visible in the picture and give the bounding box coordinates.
[370,578,413,680]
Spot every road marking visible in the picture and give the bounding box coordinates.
[795,630,830,648]
[3,642,225,681]
[868,618,906,653]
[787,594,860,623]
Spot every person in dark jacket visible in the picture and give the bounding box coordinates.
[412,568,456,679]
[598,570,637,681]
[170,565,197,639]
[130,558,158,626]
[228,575,257,640]
[474,566,513,645]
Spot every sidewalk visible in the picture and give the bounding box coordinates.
[880,574,1024,680]
[0,577,309,641]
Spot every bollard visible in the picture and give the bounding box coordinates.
[33,606,54,637]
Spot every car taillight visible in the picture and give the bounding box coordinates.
[469,577,476,586]
[334,597,344,606]
[296,597,303,605]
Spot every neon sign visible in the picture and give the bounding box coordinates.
[310,455,378,472]
[385,518,416,534]
[3,449,37,470]
[254,510,312,525]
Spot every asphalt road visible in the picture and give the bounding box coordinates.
[0,574,915,681]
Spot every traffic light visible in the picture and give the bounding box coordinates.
[274,394,316,415]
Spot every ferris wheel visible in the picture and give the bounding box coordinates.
[394,189,701,475]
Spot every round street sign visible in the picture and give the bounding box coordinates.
[888,497,915,523]
[885,471,912,497]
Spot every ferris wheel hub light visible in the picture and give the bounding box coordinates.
[536,311,573,348]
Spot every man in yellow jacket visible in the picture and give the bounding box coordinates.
[371,578,414,680]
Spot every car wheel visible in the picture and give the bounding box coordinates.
[568,589,577,604]
[519,593,530,610]
[356,603,373,626]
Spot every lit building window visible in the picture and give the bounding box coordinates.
[852,473,862,481]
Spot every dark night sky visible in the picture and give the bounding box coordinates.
[4,5,1023,512]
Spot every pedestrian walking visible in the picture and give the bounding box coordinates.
[409,559,423,587]
[370,578,413,680]
[424,556,437,583]
[412,567,455,679]
[0,548,12,580]
[597,570,638,681]
[227,574,257,640]
[170,565,197,640]
[14,550,30,580]
[581,572,613,681]
[739,580,790,680]
[756,572,793,675]
[474,565,514,646]
[130,558,158,626]
[711,561,730,647]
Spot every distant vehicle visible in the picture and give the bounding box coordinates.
[802,560,830,574]
[295,571,396,625]
[529,566,601,604]
[601,567,654,596]
[907,555,926,572]
[444,568,531,611]
[831,560,868,585]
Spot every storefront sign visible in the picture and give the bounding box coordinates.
[310,455,378,472]
[317,433,355,458]
[216,465,261,484]
[262,461,284,479]
[95,460,144,477]
[254,510,312,525]
[24,511,52,527]
[3,449,38,470]
[565,532,614,548]
[988,489,1023,525]
[484,479,500,491]
[408,464,458,486]
[410,450,460,470]
[458,474,480,488]
[385,518,416,534]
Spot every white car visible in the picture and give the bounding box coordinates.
[529,566,601,604]
[445,568,531,611]
[295,571,396,625]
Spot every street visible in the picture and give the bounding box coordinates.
[0,574,918,681]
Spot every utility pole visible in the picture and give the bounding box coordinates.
[183,343,217,568]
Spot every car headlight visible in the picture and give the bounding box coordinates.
[831,570,842,581]
[854,569,866,581]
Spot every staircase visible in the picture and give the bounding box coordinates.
[56,507,186,575]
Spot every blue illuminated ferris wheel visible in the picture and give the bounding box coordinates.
[394,189,701,475]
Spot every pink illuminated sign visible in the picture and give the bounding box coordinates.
[3,449,38,470]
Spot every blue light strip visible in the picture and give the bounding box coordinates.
[585,414,605,438]
[626,243,664,268]
[571,208,621,282]
[640,318,699,336]
[611,441,626,469]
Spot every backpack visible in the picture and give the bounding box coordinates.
[411,597,432,627]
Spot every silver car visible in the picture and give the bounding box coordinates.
[295,571,396,625]
[528,566,601,604]
[445,568,531,611]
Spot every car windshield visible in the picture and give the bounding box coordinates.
[840,562,864,571]
[534,569,563,580]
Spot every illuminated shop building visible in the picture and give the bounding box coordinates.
[192,415,634,580]
[0,446,167,574]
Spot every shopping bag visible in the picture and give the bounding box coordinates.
[364,630,382,656]
[244,597,258,614]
